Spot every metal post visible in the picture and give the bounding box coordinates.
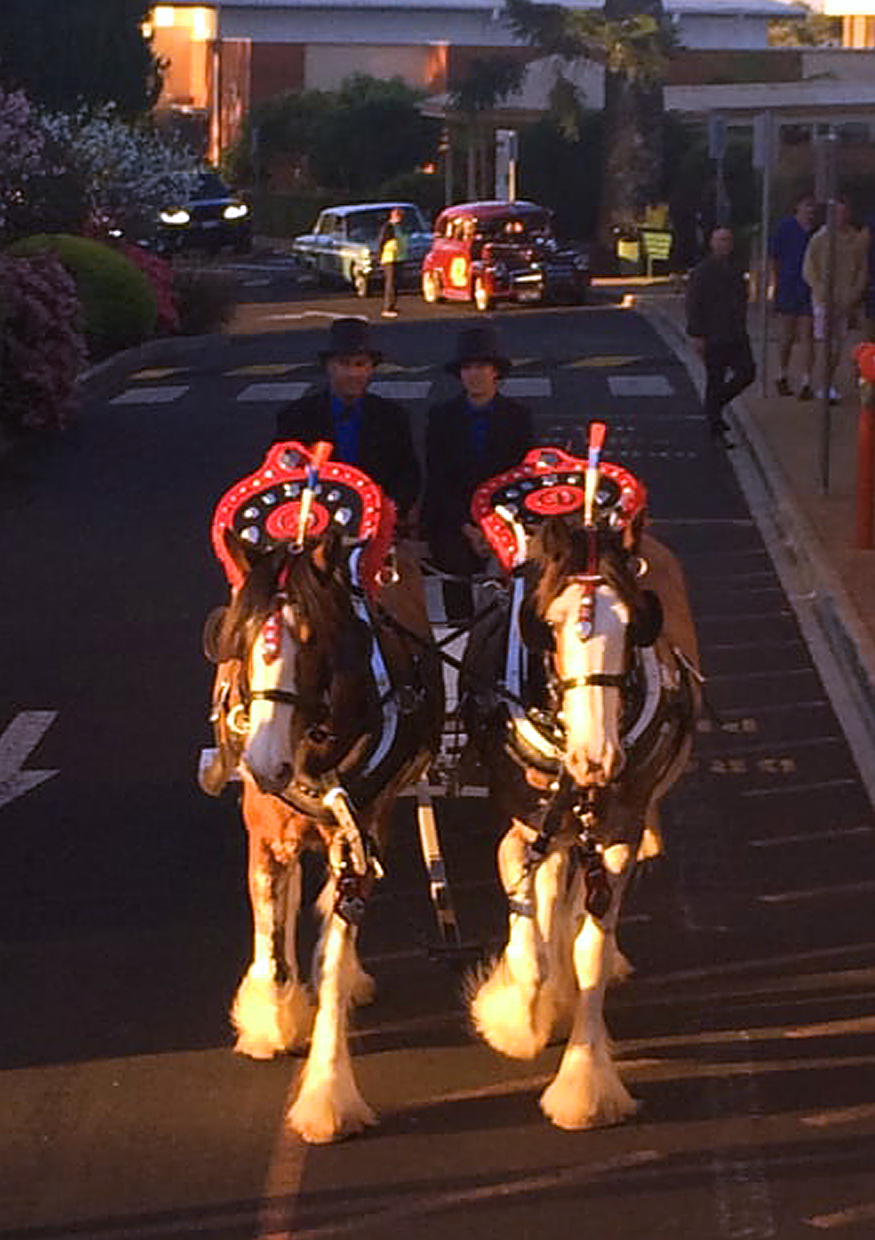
[853,344,875,549]
[817,129,838,494]
[754,113,774,398]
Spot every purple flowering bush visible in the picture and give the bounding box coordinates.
[0,252,86,437]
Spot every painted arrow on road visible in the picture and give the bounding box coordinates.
[0,711,59,810]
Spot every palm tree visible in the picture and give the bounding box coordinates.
[506,0,675,250]
[446,54,527,199]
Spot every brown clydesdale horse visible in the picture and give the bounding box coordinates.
[461,516,700,1129]
[204,527,443,1143]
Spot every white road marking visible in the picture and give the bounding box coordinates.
[608,374,674,396]
[501,376,551,397]
[236,382,311,402]
[759,880,875,904]
[264,1150,662,1239]
[801,1102,875,1128]
[110,385,189,405]
[804,1202,875,1229]
[0,711,59,810]
[749,825,872,848]
[369,380,431,399]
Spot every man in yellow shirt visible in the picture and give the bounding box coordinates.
[378,207,406,318]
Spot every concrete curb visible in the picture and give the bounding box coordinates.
[640,295,875,806]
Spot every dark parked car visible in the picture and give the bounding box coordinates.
[292,202,432,297]
[157,171,252,255]
[421,200,589,312]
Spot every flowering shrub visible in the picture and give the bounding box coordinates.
[0,252,86,436]
[121,243,179,334]
[10,234,158,359]
[0,88,47,237]
[40,105,200,240]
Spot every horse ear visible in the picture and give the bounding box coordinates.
[534,516,572,563]
[310,528,343,576]
[223,527,258,577]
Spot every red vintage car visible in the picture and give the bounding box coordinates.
[420,200,590,312]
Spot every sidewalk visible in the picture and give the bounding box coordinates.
[639,285,875,803]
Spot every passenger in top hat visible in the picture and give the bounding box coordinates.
[422,325,535,600]
[274,316,420,521]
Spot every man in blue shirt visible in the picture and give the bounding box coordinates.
[275,317,420,525]
[769,194,816,399]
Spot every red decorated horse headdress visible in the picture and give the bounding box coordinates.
[211,440,396,593]
[471,426,647,571]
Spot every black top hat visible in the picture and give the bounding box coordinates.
[445,325,511,377]
[318,316,383,364]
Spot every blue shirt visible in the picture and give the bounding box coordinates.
[769,217,813,314]
[330,394,363,462]
[466,398,492,467]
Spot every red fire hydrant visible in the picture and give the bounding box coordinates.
[853,342,875,549]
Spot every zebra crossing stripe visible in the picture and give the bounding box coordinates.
[369,380,432,400]
[501,377,551,397]
[110,385,189,405]
[608,374,674,396]
[236,382,311,402]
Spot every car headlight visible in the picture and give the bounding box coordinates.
[223,203,249,221]
[160,208,190,226]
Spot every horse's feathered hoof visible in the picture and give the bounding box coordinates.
[540,1045,638,1130]
[466,957,561,1060]
[288,1086,377,1144]
[231,973,313,1058]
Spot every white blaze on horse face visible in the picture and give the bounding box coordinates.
[242,605,298,792]
[547,581,628,787]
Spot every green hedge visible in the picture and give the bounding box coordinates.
[9,234,158,359]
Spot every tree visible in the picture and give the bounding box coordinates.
[769,2,841,46]
[506,0,676,249]
[446,55,528,199]
[230,76,439,199]
[0,0,161,118]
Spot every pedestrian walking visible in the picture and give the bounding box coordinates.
[686,225,755,447]
[422,325,534,616]
[769,194,816,399]
[378,207,405,318]
[802,196,868,402]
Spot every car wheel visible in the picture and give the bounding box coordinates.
[473,278,491,313]
[352,266,372,298]
[422,270,441,304]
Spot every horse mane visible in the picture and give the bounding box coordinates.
[527,518,646,620]
[220,532,354,659]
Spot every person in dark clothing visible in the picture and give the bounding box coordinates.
[686,225,755,447]
[769,194,816,399]
[423,325,534,614]
[275,316,420,524]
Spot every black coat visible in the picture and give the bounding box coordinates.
[274,388,420,518]
[686,254,750,343]
[423,392,535,575]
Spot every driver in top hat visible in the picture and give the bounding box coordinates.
[423,325,534,596]
[274,316,420,526]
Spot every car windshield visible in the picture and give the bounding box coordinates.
[346,206,426,242]
[194,172,230,199]
[478,213,552,241]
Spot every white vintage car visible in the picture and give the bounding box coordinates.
[292,202,432,297]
